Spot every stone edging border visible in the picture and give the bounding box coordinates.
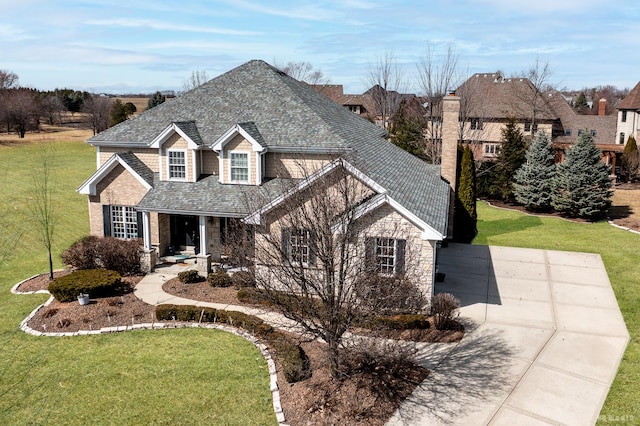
[11,276,287,425]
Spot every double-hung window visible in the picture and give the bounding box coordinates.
[282,228,315,266]
[168,151,186,179]
[365,237,406,276]
[110,205,138,239]
[230,152,249,182]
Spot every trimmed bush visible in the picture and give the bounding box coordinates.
[61,236,141,275]
[177,270,202,284]
[208,271,233,287]
[48,269,121,302]
[431,292,461,330]
[154,304,310,383]
[231,271,255,288]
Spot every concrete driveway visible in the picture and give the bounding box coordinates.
[389,244,629,425]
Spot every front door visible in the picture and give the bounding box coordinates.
[170,215,199,252]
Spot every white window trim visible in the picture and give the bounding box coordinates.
[167,149,188,181]
[228,151,250,184]
[375,237,397,275]
[483,143,500,157]
[289,228,311,266]
[111,205,138,239]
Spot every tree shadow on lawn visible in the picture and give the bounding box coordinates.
[390,323,516,424]
[477,215,543,239]
[609,204,632,220]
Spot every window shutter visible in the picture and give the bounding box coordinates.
[364,237,375,272]
[103,205,112,237]
[281,228,291,262]
[137,211,143,238]
[396,239,406,276]
[308,230,317,267]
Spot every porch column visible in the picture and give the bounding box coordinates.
[142,211,152,250]
[140,211,156,273]
[196,215,211,276]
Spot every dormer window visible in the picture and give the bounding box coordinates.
[230,152,249,182]
[168,150,186,179]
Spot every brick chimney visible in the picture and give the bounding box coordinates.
[441,93,460,238]
[598,98,607,116]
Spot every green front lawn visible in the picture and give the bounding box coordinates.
[475,201,640,422]
[0,141,276,425]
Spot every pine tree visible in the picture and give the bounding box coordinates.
[620,135,639,182]
[492,118,527,201]
[389,101,424,158]
[552,132,613,219]
[147,91,166,110]
[513,131,556,211]
[573,92,589,113]
[453,145,477,243]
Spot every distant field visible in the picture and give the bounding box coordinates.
[117,96,149,115]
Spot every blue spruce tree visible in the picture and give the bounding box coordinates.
[513,131,556,211]
[552,131,612,219]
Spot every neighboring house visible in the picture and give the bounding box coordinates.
[616,81,640,146]
[456,73,620,168]
[78,60,457,297]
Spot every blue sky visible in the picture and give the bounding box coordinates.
[2,0,639,94]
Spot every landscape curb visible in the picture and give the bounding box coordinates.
[12,280,287,425]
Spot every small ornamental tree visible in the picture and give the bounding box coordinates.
[513,131,556,211]
[453,144,477,243]
[621,135,639,182]
[552,131,613,219]
[147,91,166,110]
[491,118,527,201]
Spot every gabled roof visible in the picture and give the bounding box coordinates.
[210,121,267,152]
[149,121,203,149]
[545,91,617,145]
[457,73,557,120]
[87,60,450,237]
[618,81,640,110]
[78,151,154,195]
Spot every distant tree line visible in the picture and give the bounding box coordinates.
[0,69,168,138]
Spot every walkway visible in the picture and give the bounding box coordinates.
[388,244,629,425]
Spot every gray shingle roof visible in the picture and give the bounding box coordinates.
[618,81,640,110]
[137,175,291,216]
[92,60,450,236]
[237,121,266,148]
[174,121,203,145]
[117,151,154,186]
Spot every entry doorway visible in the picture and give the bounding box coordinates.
[170,215,199,253]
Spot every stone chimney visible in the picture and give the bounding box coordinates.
[598,98,607,116]
[441,92,460,238]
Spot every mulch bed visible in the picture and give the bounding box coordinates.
[15,271,462,425]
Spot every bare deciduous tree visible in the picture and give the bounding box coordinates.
[0,70,18,89]
[182,70,209,92]
[29,142,58,281]
[511,58,555,136]
[249,159,426,377]
[416,44,464,163]
[275,61,330,86]
[366,51,407,130]
[82,94,112,135]
[3,89,40,138]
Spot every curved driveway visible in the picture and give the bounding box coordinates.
[389,244,629,425]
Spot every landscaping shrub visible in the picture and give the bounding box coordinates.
[355,275,427,316]
[177,270,202,284]
[61,236,141,275]
[48,269,121,302]
[61,236,100,270]
[231,271,255,288]
[208,271,233,287]
[155,304,310,383]
[430,292,460,330]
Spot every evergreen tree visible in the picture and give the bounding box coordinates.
[620,135,639,182]
[491,118,527,201]
[389,100,424,158]
[513,131,556,211]
[453,145,477,243]
[147,91,166,110]
[552,132,612,219]
[573,91,589,113]
[109,99,129,127]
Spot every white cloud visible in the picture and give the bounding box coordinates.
[85,18,262,36]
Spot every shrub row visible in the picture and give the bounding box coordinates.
[155,304,311,383]
[48,269,121,302]
[61,236,141,276]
